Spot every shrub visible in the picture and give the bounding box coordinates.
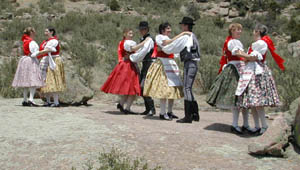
[109,0,120,11]
[0,58,22,98]
[198,54,219,93]
[213,15,225,29]
[72,148,162,170]
[38,0,65,14]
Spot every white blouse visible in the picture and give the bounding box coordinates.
[227,39,244,55]
[124,40,137,52]
[44,39,59,53]
[249,40,268,61]
[129,38,154,63]
[155,34,169,48]
[29,41,40,58]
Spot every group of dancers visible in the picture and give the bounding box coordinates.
[12,16,285,134]
[12,27,66,107]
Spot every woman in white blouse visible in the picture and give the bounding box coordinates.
[206,23,256,134]
[237,24,284,135]
[143,22,191,120]
[12,27,51,106]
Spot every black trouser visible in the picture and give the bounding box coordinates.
[140,60,155,112]
[183,60,198,101]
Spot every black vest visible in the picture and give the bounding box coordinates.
[140,33,154,62]
[180,34,201,62]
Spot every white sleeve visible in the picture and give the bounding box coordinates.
[130,39,154,63]
[29,41,40,58]
[124,40,137,52]
[155,35,165,47]
[250,40,268,61]
[228,39,244,55]
[162,35,190,54]
[45,39,58,52]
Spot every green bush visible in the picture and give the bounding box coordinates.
[72,148,162,170]
[0,58,22,98]
[109,0,120,11]
[38,0,65,14]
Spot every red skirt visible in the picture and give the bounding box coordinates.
[101,60,141,96]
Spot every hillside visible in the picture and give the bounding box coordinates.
[0,0,300,109]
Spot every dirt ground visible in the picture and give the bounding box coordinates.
[0,98,299,170]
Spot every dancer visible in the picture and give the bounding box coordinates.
[39,27,66,107]
[101,28,148,114]
[130,21,156,116]
[176,17,201,123]
[143,22,191,120]
[12,27,48,106]
[237,24,284,135]
[206,23,255,134]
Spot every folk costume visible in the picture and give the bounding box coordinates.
[39,36,66,106]
[130,22,156,116]
[206,36,250,132]
[177,17,201,123]
[144,32,193,120]
[12,34,44,106]
[237,35,284,134]
[101,39,141,113]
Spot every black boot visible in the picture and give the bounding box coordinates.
[192,101,200,122]
[176,100,193,123]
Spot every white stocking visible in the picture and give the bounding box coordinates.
[160,99,167,115]
[241,108,249,127]
[119,95,127,107]
[29,87,36,102]
[251,107,260,128]
[23,88,28,102]
[232,107,240,127]
[257,106,267,128]
[53,93,59,105]
[167,99,174,113]
[125,96,135,111]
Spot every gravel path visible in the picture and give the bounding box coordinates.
[0,98,299,170]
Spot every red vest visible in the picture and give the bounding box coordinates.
[38,36,60,59]
[151,43,174,59]
[218,36,244,74]
[21,34,33,56]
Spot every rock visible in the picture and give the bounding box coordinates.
[218,8,229,16]
[248,113,291,157]
[287,40,300,58]
[294,104,300,148]
[196,0,208,2]
[0,13,14,20]
[219,2,230,8]
[22,13,32,19]
[13,41,21,48]
[228,8,239,18]
[59,60,94,105]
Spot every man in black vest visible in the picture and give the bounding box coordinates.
[176,17,201,123]
[130,21,156,116]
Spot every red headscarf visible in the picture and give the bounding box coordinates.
[261,35,285,71]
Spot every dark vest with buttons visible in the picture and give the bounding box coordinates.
[180,33,200,62]
[140,33,154,62]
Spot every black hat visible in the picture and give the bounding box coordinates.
[138,21,149,30]
[179,17,195,25]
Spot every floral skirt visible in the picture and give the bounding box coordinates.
[237,65,280,108]
[143,59,183,99]
[12,56,44,88]
[206,64,239,109]
[40,57,66,93]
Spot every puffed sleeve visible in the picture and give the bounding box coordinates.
[29,41,40,58]
[155,34,167,48]
[124,40,137,52]
[45,39,58,52]
[250,40,268,61]
[227,39,244,55]
[130,38,154,63]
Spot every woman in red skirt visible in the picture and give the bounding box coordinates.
[101,28,150,114]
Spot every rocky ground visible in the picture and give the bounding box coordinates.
[0,98,299,170]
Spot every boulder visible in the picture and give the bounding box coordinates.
[229,8,239,18]
[248,113,291,157]
[218,8,229,16]
[219,2,230,8]
[287,40,300,58]
[293,102,300,148]
[59,59,94,105]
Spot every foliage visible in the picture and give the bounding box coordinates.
[38,0,65,14]
[109,0,120,11]
[213,15,225,29]
[0,58,22,98]
[72,148,162,170]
